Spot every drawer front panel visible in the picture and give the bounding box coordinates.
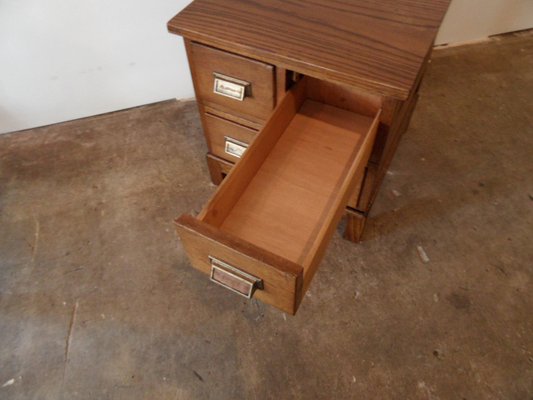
[204,113,258,163]
[176,215,303,315]
[190,42,275,123]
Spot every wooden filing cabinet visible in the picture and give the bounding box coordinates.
[167,0,451,314]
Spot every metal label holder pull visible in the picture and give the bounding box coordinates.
[213,73,251,101]
[209,256,263,299]
[224,137,249,159]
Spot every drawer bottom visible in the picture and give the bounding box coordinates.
[207,152,367,216]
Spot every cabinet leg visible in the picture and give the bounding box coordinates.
[206,153,233,185]
[344,209,367,243]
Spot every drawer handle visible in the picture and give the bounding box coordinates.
[224,137,248,159]
[209,256,263,299]
[213,73,250,101]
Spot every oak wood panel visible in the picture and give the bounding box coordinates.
[169,0,451,99]
[176,215,303,315]
[204,113,258,163]
[189,42,276,123]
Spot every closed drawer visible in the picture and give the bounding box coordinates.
[190,42,275,123]
[204,113,258,163]
[176,78,380,314]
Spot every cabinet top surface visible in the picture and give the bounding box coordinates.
[168,0,451,99]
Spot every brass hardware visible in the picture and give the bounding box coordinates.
[224,137,249,159]
[213,73,250,101]
[209,256,263,299]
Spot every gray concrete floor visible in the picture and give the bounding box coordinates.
[1,32,532,400]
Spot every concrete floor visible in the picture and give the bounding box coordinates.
[1,32,532,400]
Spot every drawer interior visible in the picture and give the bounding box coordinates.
[220,100,374,265]
[177,78,381,314]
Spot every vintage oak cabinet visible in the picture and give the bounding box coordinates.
[168,0,451,314]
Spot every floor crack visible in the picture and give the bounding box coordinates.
[31,215,40,263]
[62,300,79,385]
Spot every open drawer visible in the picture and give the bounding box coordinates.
[176,78,381,314]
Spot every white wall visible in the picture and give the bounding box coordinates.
[436,0,533,45]
[0,0,532,134]
[0,0,194,134]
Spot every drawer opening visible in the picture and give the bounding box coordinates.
[176,77,381,314]
[219,100,376,265]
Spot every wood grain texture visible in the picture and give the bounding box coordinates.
[168,0,451,99]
